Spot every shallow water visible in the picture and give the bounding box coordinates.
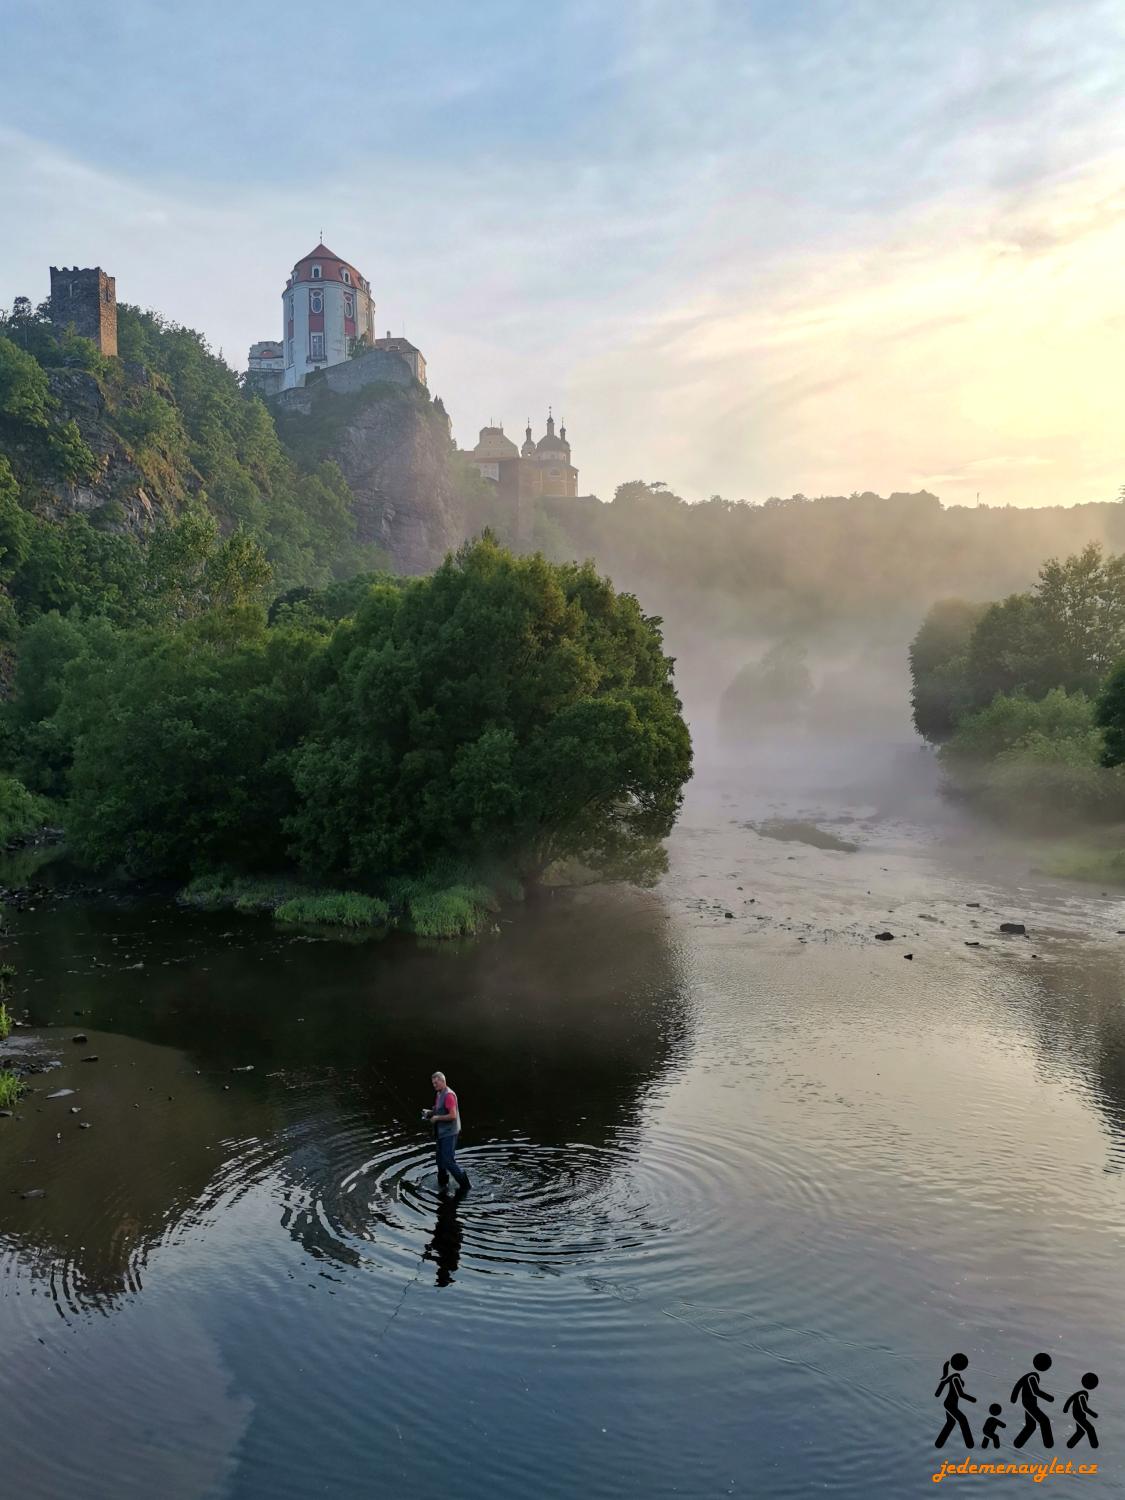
[2,752,1124,1496]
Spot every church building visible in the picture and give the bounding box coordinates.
[463,412,578,502]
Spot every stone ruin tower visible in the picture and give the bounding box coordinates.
[49,266,117,356]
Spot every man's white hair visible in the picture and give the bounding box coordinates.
[431,1070,446,1082]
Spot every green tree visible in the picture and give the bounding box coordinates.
[1095,662,1125,768]
[908,599,986,741]
[285,536,692,885]
[719,639,814,740]
[64,616,322,878]
[1034,542,1125,692]
[141,505,272,622]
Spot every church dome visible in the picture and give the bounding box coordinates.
[473,425,519,460]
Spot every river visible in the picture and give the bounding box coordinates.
[1,744,1124,1497]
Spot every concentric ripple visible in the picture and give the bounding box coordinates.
[283,1133,670,1281]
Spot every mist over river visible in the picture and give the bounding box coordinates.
[2,742,1124,1497]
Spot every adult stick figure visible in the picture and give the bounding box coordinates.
[1011,1353,1054,1449]
[934,1353,977,1448]
[1063,1374,1099,1450]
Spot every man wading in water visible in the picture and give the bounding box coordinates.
[423,1071,470,1193]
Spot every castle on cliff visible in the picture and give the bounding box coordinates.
[42,252,580,498]
[246,242,426,397]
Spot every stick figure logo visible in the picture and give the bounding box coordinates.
[933,1353,1102,1452]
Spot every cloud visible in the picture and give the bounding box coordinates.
[3,2,1125,508]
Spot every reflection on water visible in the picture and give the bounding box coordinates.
[2,764,1125,1498]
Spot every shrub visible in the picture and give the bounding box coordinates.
[939,689,1125,827]
[0,1069,21,1107]
[0,1002,10,1040]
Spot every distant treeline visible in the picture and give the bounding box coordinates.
[531,482,1125,647]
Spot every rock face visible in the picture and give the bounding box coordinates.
[41,368,171,534]
[274,372,466,576]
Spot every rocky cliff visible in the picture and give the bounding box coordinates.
[38,366,182,534]
[273,376,468,575]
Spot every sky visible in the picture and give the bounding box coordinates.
[3,0,1125,508]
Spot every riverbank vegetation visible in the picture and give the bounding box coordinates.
[0,1069,21,1108]
[908,543,1125,875]
[0,301,386,603]
[0,535,691,932]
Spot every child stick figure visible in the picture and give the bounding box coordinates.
[981,1403,1006,1449]
[1063,1374,1099,1450]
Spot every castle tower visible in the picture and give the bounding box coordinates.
[281,243,376,389]
[49,266,117,356]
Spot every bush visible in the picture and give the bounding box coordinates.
[275,892,389,928]
[0,1069,22,1107]
[939,689,1125,826]
[0,1002,10,1041]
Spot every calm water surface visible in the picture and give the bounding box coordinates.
[2,754,1124,1497]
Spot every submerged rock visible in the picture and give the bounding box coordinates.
[999,922,1027,935]
[875,931,894,941]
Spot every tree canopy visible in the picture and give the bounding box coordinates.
[6,538,692,888]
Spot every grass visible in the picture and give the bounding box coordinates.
[1040,845,1125,886]
[181,872,391,930]
[407,883,499,938]
[275,892,389,928]
[0,1002,10,1041]
[181,863,521,941]
[0,1069,22,1108]
[180,873,311,914]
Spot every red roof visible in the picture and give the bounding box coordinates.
[288,243,367,289]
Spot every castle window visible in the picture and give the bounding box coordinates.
[311,264,322,279]
[344,293,353,317]
[310,332,325,361]
[287,337,294,365]
[341,268,351,285]
[310,289,324,314]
